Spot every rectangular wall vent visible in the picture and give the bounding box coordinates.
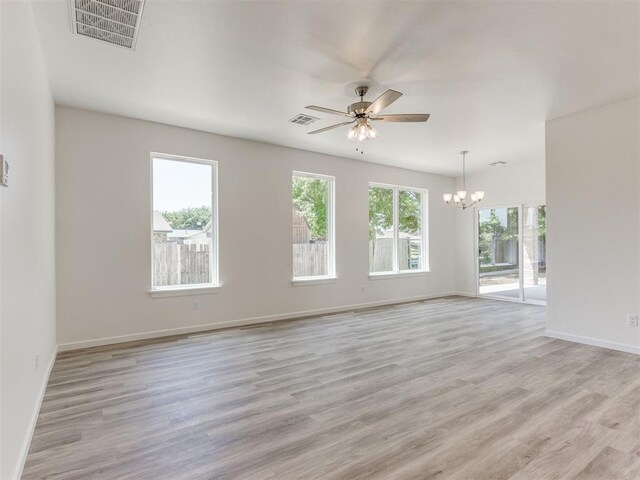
[69,0,145,50]
[289,114,320,126]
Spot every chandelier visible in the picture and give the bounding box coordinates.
[443,150,484,209]
[347,118,377,141]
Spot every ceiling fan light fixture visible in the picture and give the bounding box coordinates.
[349,120,377,141]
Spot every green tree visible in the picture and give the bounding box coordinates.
[368,187,394,239]
[399,190,421,234]
[479,209,504,265]
[162,206,212,230]
[368,187,421,239]
[537,206,546,239]
[505,208,519,240]
[292,177,328,240]
[478,208,519,265]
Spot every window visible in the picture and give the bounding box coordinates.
[151,154,218,291]
[292,172,335,281]
[369,183,427,275]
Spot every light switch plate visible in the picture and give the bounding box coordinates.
[0,155,8,187]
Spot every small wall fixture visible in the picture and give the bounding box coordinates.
[443,150,484,210]
[0,155,8,187]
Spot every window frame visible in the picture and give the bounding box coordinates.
[149,152,219,295]
[291,170,336,284]
[368,181,429,278]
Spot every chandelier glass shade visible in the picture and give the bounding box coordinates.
[443,151,484,210]
[347,118,377,141]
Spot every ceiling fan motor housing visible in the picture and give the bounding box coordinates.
[348,102,373,116]
[349,85,372,116]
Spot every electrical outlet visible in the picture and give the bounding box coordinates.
[192,301,199,311]
[628,314,639,327]
[35,353,39,371]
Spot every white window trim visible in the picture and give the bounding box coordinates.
[368,182,429,276]
[369,270,430,280]
[291,276,337,286]
[149,285,221,298]
[149,152,220,296]
[291,171,336,282]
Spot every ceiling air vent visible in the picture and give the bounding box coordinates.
[69,0,145,50]
[289,114,320,126]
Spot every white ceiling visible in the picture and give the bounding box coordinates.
[32,0,639,175]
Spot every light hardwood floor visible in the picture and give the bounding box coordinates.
[22,296,640,479]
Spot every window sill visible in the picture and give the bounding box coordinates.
[291,276,337,286]
[149,285,221,298]
[369,270,430,280]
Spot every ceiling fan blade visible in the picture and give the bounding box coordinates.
[371,113,430,122]
[307,121,354,135]
[364,89,403,115]
[305,105,351,117]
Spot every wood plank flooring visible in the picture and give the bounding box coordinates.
[22,296,640,479]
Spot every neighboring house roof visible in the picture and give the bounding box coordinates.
[167,229,202,239]
[153,211,173,232]
[201,219,213,233]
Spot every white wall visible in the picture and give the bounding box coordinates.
[453,160,546,294]
[55,107,456,348]
[0,1,57,479]
[546,97,640,353]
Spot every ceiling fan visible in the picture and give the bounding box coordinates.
[306,86,429,141]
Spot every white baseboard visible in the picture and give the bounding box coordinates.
[452,291,478,298]
[545,330,640,355]
[58,292,458,352]
[13,345,58,480]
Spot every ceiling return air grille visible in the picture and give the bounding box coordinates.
[289,114,320,126]
[69,0,145,50]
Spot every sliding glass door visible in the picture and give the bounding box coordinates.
[478,207,520,299]
[477,205,546,304]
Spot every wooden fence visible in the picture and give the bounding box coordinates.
[292,238,419,276]
[293,242,328,277]
[153,242,210,286]
[154,238,421,285]
[480,237,546,268]
[369,238,416,271]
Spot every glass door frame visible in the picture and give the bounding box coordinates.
[521,204,546,306]
[474,203,546,306]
